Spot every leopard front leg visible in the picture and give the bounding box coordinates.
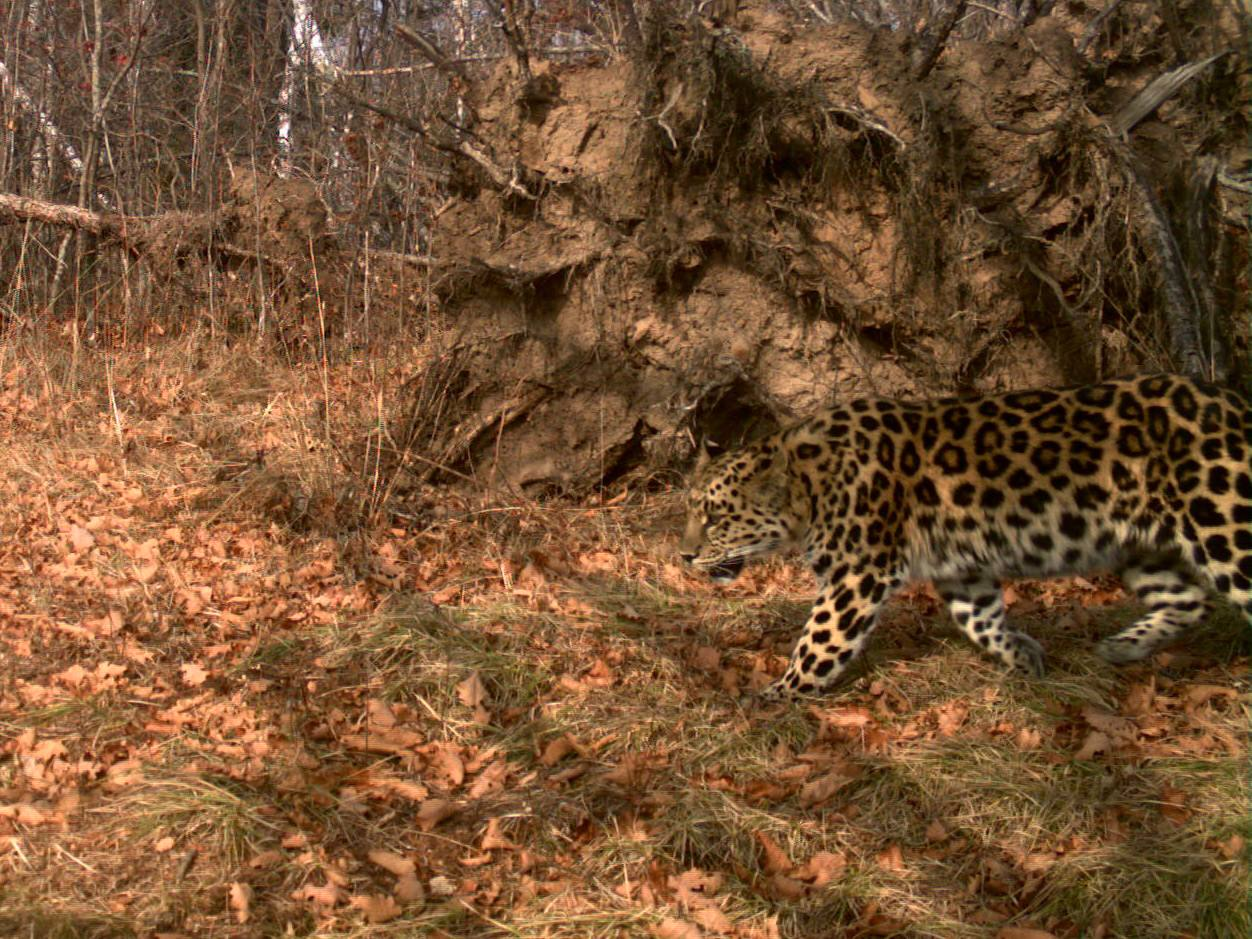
[760,568,900,702]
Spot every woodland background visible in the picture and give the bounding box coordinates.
[1,0,1248,492]
[0,2,1249,937]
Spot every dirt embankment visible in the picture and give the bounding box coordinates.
[397,1,1248,493]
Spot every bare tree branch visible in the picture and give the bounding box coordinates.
[1107,51,1231,136]
[1113,153,1209,379]
[610,0,645,50]
[394,24,472,84]
[481,0,532,81]
[1078,0,1126,55]
[911,1,969,80]
[0,59,86,178]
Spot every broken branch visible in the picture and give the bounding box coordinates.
[911,1,969,81]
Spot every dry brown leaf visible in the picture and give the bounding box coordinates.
[416,799,458,832]
[995,928,1058,939]
[431,585,460,604]
[693,906,734,935]
[935,700,968,736]
[429,744,465,789]
[340,730,423,756]
[395,872,426,905]
[154,836,175,853]
[548,763,588,784]
[324,865,351,887]
[1074,730,1112,761]
[291,881,344,907]
[775,763,812,782]
[1181,684,1237,712]
[368,849,415,876]
[467,759,510,800]
[1014,848,1059,874]
[179,662,208,687]
[584,658,617,687]
[68,525,96,553]
[1159,786,1191,827]
[1015,727,1043,750]
[428,875,457,896]
[668,868,723,908]
[350,894,401,924]
[1209,833,1245,860]
[0,804,48,825]
[1081,705,1137,740]
[456,671,488,709]
[769,872,808,899]
[693,646,722,671]
[601,751,667,788]
[815,705,873,728]
[248,849,284,869]
[650,917,702,939]
[1121,681,1155,716]
[741,916,782,939]
[798,767,858,808]
[753,831,794,875]
[579,550,619,573]
[539,734,579,766]
[875,843,905,872]
[133,561,160,584]
[366,699,398,728]
[970,910,1010,925]
[228,882,252,925]
[481,817,518,851]
[794,851,845,887]
[372,777,429,802]
[924,819,949,843]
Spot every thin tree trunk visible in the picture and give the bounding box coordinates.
[76,0,106,335]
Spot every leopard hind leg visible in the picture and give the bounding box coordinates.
[936,574,1044,676]
[1186,538,1252,633]
[1097,550,1209,664]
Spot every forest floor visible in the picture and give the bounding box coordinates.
[0,330,1247,939]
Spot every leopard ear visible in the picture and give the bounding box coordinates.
[694,438,725,472]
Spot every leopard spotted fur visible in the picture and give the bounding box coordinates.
[679,375,1252,700]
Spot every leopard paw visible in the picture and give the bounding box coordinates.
[1095,635,1151,665]
[1008,631,1045,677]
[756,680,792,705]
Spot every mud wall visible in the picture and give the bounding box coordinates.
[406,1,1248,492]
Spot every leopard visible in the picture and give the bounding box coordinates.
[679,374,1252,702]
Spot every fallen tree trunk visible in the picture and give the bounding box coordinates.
[0,188,432,271]
[0,192,126,238]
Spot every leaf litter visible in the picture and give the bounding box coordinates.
[0,338,1247,936]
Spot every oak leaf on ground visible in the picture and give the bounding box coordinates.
[368,849,415,876]
[753,831,793,875]
[228,882,252,924]
[416,798,458,831]
[350,893,401,923]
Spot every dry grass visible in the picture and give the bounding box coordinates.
[0,328,1247,938]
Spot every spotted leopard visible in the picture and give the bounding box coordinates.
[680,374,1252,701]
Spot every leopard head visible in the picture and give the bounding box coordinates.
[679,440,803,583]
